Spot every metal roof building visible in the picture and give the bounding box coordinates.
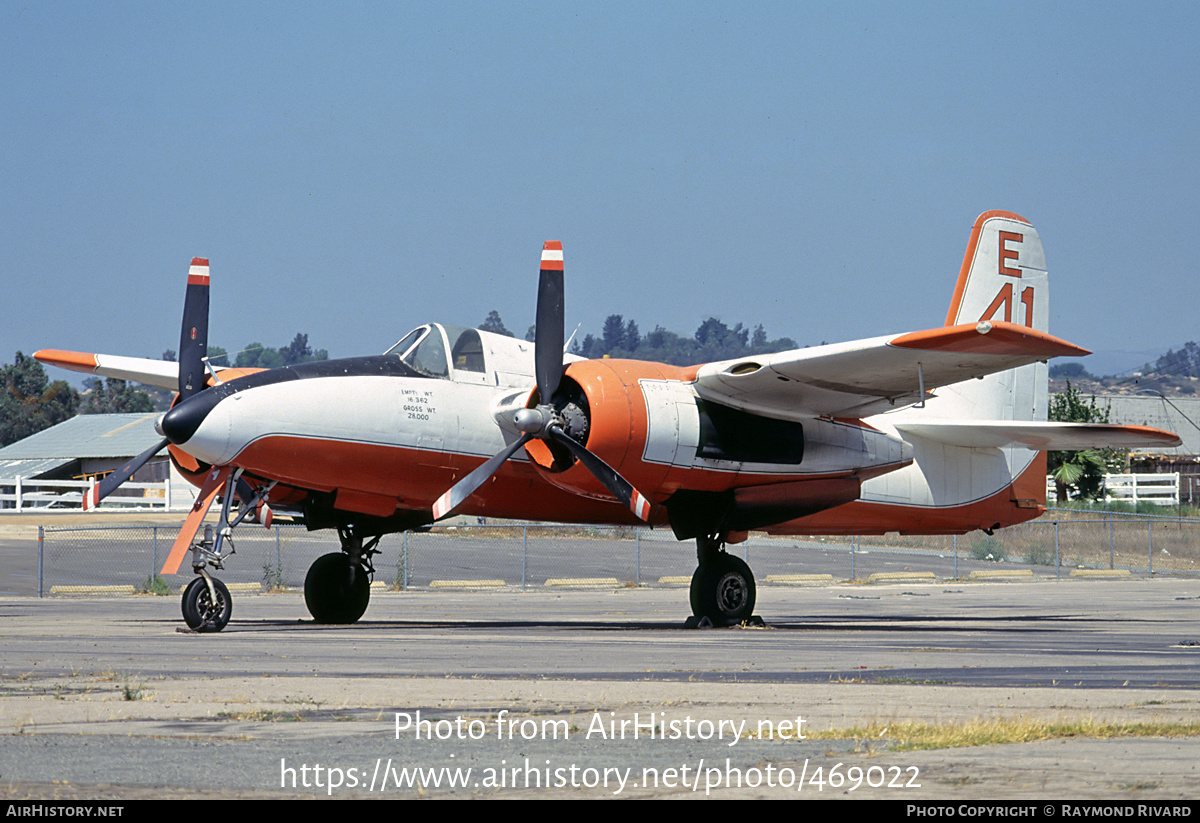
[0,413,167,481]
[0,413,199,510]
[1097,395,1200,456]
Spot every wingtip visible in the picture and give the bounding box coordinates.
[33,349,100,373]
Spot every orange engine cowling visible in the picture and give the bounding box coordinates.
[522,358,695,505]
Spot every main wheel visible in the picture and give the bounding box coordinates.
[690,553,756,623]
[304,552,370,624]
[181,577,232,632]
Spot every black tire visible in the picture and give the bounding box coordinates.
[181,577,232,632]
[690,552,756,623]
[304,552,370,624]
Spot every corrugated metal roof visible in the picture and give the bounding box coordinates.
[0,414,164,460]
[0,457,75,478]
[1100,396,1200,455]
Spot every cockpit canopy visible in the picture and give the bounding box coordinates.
[386,323,484,377]
[385,323,539,386]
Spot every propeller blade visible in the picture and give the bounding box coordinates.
[534,242,565,402]
[83,436,170,510]
[432,241,654,523]
[546,426,652,521]
[178,257,211,400]
[83,258,212,510]
[431,432,534,521]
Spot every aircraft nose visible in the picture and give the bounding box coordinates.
[159,390,219,445]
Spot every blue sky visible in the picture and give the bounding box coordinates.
[4,2,1197,377]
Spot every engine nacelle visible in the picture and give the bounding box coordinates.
[523,358,912,532]
[522,359,681,502]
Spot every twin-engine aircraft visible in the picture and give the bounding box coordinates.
[36,211,1181,631]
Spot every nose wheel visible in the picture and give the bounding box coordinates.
[181,575,232,632]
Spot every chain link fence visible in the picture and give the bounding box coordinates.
[31,510,1200,597]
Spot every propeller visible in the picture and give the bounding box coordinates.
[83,258,210,510]
[432,243,653,523]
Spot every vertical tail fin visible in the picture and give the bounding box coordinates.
[945,211,1048,332]
[937,212,1049,424]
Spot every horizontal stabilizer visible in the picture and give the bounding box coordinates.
[893,420,1182,450]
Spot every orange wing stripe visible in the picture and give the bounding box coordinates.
[32,349,99,373]
[890,321,1089,358]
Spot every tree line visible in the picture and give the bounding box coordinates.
[479,311,800,366]
[1,333,328,447]
[1146,341,1200,379]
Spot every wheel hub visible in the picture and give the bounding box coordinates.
[715,571,748,615]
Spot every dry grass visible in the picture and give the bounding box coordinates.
[804,718,1200,751]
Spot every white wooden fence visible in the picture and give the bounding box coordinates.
[1047,472,1180,506]
[4,472,1183,512]
[0,477,171,511]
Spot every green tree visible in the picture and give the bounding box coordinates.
[623,319,640,352]
[1048,382,1126,503]
[601,314,626,354]
[566,317,799,367]
[479,311,513,337]
[694,317,729,346]
[1049,362,1090,379]
[280,333,312,366]
[236,343,285,370]
[78,377,155,414]
[1,352,80,446]
[276,333,328,366]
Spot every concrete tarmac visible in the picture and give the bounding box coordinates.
[2,579,1200,799]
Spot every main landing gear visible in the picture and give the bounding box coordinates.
[303,527,380,624]
[687,533,760,628]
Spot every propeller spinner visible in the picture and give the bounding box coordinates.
[431,243,653,523]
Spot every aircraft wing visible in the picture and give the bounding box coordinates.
[693,321,1089,420]
[35,349,184,392]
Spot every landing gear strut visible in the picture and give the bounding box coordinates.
[688,533,759,627]
[303,527,380,624]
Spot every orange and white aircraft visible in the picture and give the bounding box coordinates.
[36,211,1181,631]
